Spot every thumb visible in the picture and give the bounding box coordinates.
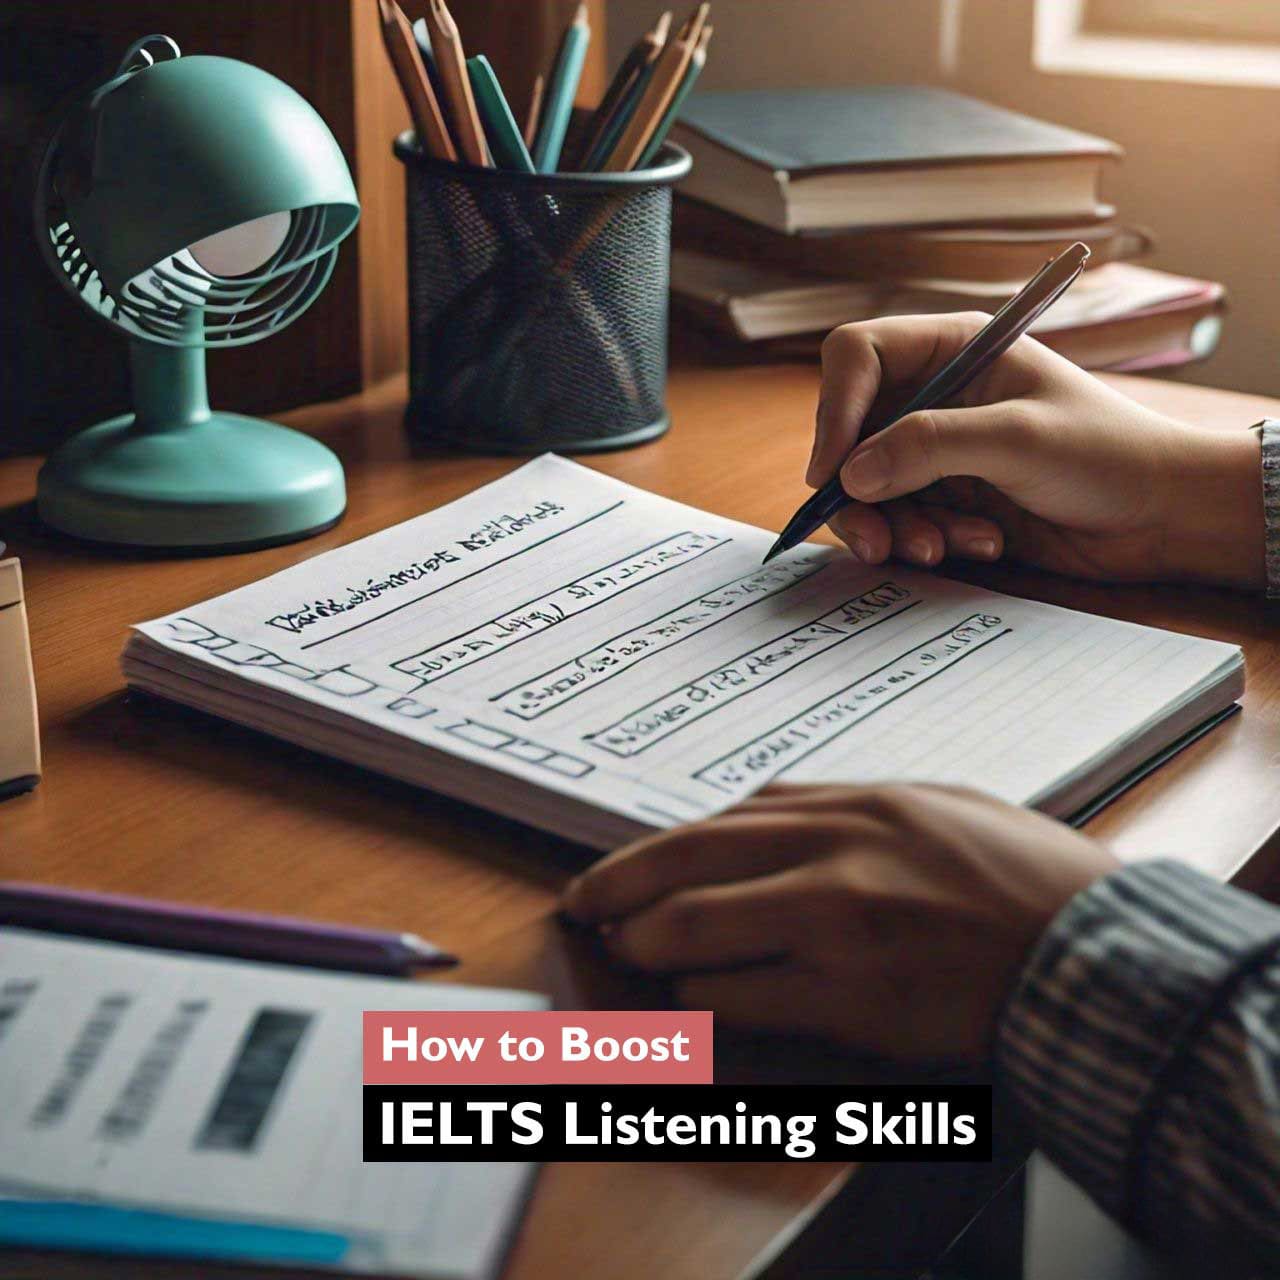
[838,403,1031,503]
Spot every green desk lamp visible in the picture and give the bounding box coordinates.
[34,35,360,551]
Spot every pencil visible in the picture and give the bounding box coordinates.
[637,22,710,168]
[524,74,546,149]
[423,0,490,167]
[532,2,592,172]
[604,3,708,172]
[574,10,670,170]
[411,16,446,103]
[376,0,457,163]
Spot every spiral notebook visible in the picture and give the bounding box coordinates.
[123,456,1244,850]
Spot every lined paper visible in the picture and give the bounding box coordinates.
[126,455,1243,844]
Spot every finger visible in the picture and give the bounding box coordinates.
[562,815,826,923]
[808,314,994,487]
[608,871,814,973]
[839,401,1033,505]
[883,499,944,567]
[674,963,834,1035]
[916,503,1004,562]
[827,500,892,563]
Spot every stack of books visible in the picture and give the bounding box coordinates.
[668,86,1225,371]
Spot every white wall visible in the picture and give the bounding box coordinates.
[612,0,1280,396]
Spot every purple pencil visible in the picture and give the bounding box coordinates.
[0,882,457,974]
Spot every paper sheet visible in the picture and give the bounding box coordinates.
[0,929,544,1276]
[128,455,1241,836]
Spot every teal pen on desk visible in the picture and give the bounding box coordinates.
[532,2,591,172]
[468,54,536,173]
[0,881,457,974]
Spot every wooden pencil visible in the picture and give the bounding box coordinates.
[637,22,711,167]
[523,74,546,149]
[603,3,709,172]
[423,0,491,167]
[573,10,671,170]
[376,0,457,162]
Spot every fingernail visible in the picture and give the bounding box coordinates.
[850,535,872,561]
[966,537,998,559]
[908,538,936,565]
[841,447,889,498]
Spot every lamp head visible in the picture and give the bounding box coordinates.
[39,36,360,347]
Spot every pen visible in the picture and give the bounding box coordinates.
[0,882,458,975]
[763,241,1091,564]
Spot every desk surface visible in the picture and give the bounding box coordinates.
[3,362,1279,1279]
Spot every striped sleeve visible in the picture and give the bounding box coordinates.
[996,859,1280,1267]
[1253,418,1280,599]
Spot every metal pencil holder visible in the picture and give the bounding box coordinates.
[395,132,691,453]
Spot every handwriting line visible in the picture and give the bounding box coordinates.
[486,561,829,711]
[392,537,733,684]
[588,600,922,758]
[297,499,627,651]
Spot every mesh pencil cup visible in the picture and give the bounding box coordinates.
[394,132,691,453]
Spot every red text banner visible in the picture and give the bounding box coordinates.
[363,1011,714,1085]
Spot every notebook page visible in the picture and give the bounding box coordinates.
[130,455,1241,834]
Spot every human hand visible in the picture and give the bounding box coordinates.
[561,784,1117,1062]
[809,313,1264,588]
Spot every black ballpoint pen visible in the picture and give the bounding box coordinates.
[763,240,1091,564]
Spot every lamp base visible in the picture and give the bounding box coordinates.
[37,413,346,553]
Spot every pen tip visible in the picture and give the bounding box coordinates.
[762,539,784,565]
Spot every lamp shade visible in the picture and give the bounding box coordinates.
[57,55,359,297]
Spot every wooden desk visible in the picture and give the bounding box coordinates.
[2,363,1278,1279]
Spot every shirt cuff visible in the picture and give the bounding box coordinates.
[995,859,1280,1222]
[1252,419,1280,599]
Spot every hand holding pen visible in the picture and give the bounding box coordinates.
[777,244,1266,589]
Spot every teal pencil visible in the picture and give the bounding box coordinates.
[532,2,591,172]
[637,23,710,168]
[467,55,536,173]
[581,57,653,172]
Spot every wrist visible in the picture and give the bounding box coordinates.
[1156,426,1265,589]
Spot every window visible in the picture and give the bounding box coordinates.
[1035,0,1280,87]
[1085,0,1280,45]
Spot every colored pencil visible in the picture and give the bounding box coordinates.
[0,881,458,974]
[637,22,710,167]
[524,74,546,149]
[603,3,709,172]
[423,0,491,167]
[376,0,457,162]
[574,10,670,170]
[532,2,592,172]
